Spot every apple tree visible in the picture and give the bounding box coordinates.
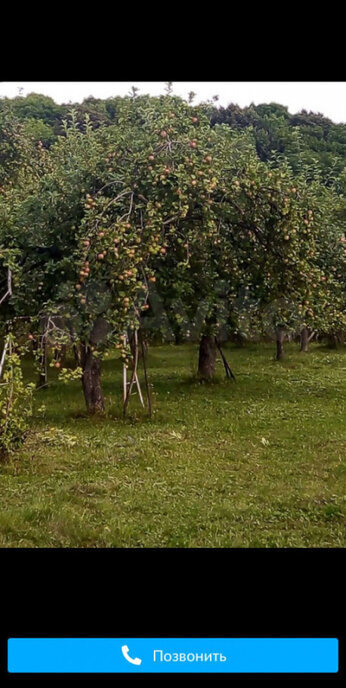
[1,97,248,411]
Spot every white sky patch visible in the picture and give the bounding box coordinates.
[0,82,345,124]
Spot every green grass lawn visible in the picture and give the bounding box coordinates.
[0,342,345,547]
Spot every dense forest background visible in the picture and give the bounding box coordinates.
[1,91,345,184]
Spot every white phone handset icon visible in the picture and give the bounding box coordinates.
[121,644,142,666]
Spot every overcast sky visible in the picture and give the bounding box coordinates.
[0,82,345,123]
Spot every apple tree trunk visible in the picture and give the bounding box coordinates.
[81,345,105,414]
[300,326,309,352]
[198,335,217,380]
[275,327,285,360]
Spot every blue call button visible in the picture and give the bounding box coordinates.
[8,637,339,674]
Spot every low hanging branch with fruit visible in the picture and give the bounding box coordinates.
[33,315,72,389]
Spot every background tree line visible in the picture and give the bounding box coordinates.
[1,91,345,181]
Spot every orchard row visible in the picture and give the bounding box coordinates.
[0,95,345,414]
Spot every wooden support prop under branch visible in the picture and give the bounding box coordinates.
[215,337,236,381]
[0,269,13,379]
[37,335,48,389]
[123,331,141,416]
[0,336,9,379]
[123,329,151,418]
[139,328,152,419]
[0,268,12,306]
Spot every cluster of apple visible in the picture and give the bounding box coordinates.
[84,194,97,211]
